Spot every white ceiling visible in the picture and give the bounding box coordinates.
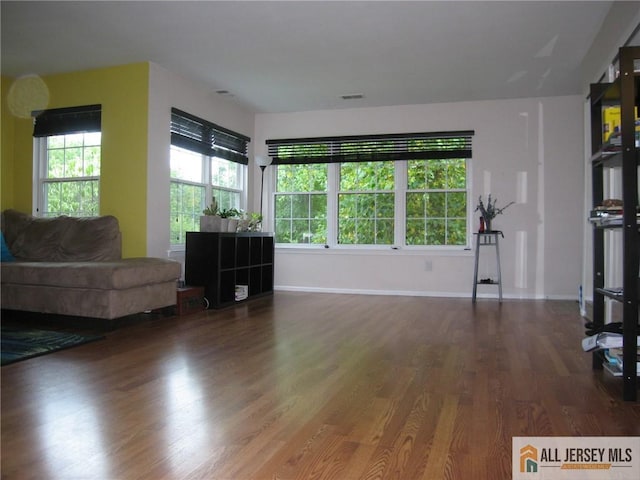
[0,0,621,113]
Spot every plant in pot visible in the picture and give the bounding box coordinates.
[475,194,514,232]
[247,212,263,232]
[200,197,222,232]
[237,211,263,232]
[219,208,241,232]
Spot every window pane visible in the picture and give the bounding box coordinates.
[426,160,447,190]
[170,146,202,182]
[84,132,101,146]
[275,219,292,243]
[338,192,394,245]
[407,160,426,190]
[274,192,326,244]
[406,219,425,245]
[426,219,446,244]
[426,192,446,217]
[64,148,83,176]
[47,149,65,178]
[84,146,101,176]
[277,164,327,192]
[448,191,466,217]
[340,162,393,191]
[170,181,205,245]
[406,159,467,246]
[211,157,241,189]
[406,192,426,218]
[65,133,83,148]
[212,188,240,212]
[43,180,98,217]
[47,135,64,149]
[447,219,467,245]
[446,159,466,189]
[41,133,101,217]
[275,195,292,219]
[291,194,309,218]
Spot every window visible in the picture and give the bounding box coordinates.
[170,108,250,246]
[33,105,101,217]
[339,161,394,245]
[275,163,327,244]
[170,146,206,246]
[267,131,473,247]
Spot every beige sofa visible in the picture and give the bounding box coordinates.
[1,209,181,320]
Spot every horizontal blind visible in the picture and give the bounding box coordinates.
[32,104,101,137]
[266,130,474,165]
[171,108,250,165]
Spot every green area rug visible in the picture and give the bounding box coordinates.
[1,326,104,366]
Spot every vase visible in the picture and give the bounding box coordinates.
[227,219,239,232]
[485,218,492,232]
[200,215,222,232]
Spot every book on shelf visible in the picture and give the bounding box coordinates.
[599,347,640,377]
[599,286,623,297]
[602,362,640,378]
[589,216,640,227]
[602,355,640,378]
[581,332,640,352]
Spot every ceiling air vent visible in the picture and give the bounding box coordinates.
[340,93,364,100]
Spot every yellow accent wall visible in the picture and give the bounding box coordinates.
[1,63,150,257]
[1,76,17,210]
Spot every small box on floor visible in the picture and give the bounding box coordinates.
[176,286,205,315]
[235,285,248,301]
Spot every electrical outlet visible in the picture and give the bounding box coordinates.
[424,259,433,271]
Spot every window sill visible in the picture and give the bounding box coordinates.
[275,245,472,257]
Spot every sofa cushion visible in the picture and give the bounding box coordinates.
[1,257,181,290]
[1,209,121,261]
[1,233,15,262]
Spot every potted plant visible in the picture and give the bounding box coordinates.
[219,207,241,232]
[200,197,222,232]
[475,194,514,232]
[237,211,263,232]
[247,212,263,232]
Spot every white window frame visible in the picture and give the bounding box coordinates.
[33,133,101,217]
[273,158,471,250]
[169,145,247,250]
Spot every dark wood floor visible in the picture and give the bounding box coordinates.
[2,292,639,479]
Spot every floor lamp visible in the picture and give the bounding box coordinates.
[255,156,272,220]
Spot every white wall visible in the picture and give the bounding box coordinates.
[146,62,255,261]
[255,95,584,299]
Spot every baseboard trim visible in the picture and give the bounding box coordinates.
[274,285,577,301]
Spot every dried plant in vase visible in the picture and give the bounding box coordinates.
[475,194,514,232]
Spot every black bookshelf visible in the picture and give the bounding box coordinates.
[185,232,274,308]
[589,46,639,401]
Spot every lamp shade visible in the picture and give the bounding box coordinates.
[255,155,271,168]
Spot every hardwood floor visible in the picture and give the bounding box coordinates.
[2,292,639,479]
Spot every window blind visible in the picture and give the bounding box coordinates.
[266,130,474,165]
[32,104,101,137]
[171,108,250,165]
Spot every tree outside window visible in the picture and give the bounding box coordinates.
[40,132,101,217]
[406,158,467,246]
[275,164,327,244]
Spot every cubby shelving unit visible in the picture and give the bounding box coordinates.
[185,232,274,309]
[589,46,639,401]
